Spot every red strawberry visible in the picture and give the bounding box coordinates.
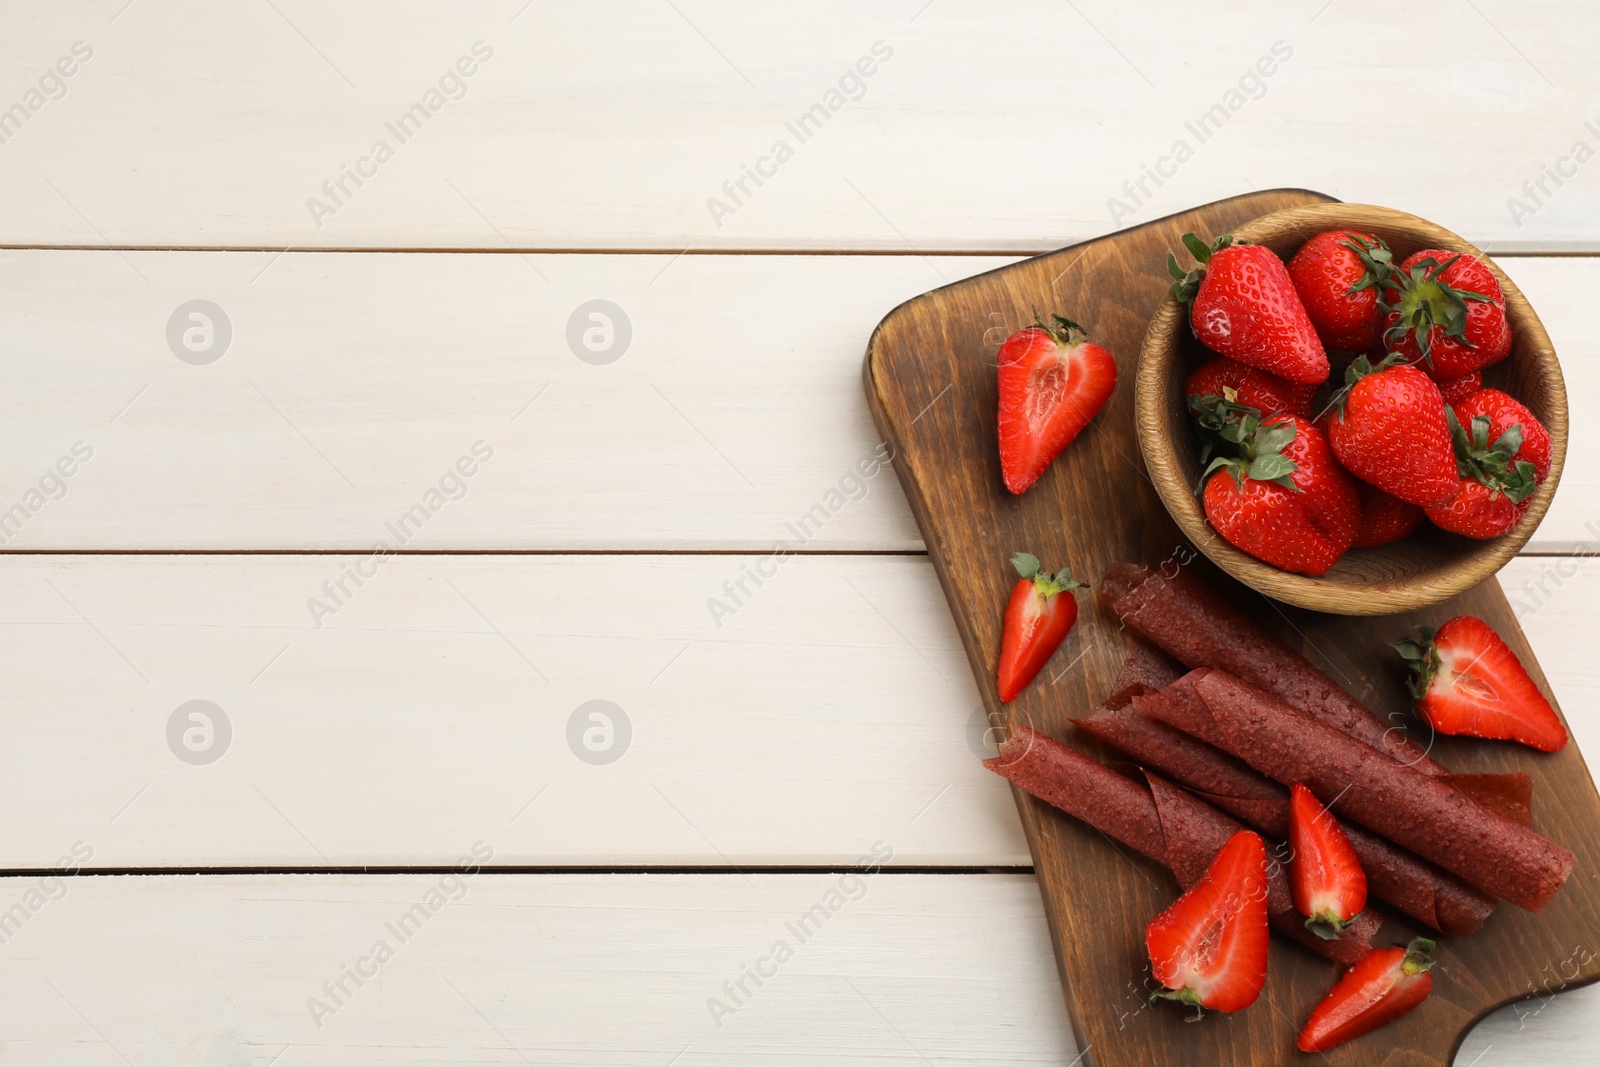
[996,553,1084,701]
[1147,830,1270,1017]
[997,316,1118,494]
[1201,413,1360,576]
[1435,371,1482,406]
[1425,407,1540,539]
[1352,482,1424,548]
[1288,230,1394,352]
[1169,233,1329,384]
[1427,479,1529,539]
[1185,356,1318,420]
[1383,249,1511,379]
[1297,938,1435,1053]
[1288,784,1368,939]
[1326,357,1459,508]
[1395,615,1567,751]
[1452,388,1551,483]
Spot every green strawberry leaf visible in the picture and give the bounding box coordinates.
[1392,628,1440,700]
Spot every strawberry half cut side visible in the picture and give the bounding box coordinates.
[1146,830,1270,1018]
[1288,783,1369,939]
[1394,616,1568,752]
[995,552,1086,702]
[1297,938,1436,1053]
[996,315,1118,494]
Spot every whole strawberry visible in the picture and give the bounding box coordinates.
[1288,231,1394,352]
[1425,408,1539,539]
[1383,249,1511,379]
[1452,388,1551,483]
[996,315,1118,494]
[1201,412,1360,576]
[1352,482,1425,548]
[1185,355,1318,420]
[1169,233,1330,384]
[1326,357,1459,508]
[1435,371,1482,406]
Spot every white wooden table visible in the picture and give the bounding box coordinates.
[1,2,1596,1063]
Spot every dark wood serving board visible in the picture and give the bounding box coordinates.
[863,190,1600,1066]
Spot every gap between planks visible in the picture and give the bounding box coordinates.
[0,244,1592,258]
[0,864,1034,879]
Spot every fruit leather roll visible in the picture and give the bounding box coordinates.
[986,724,1377,964]
[1146,670,1574,913]
[1078,683,1496,935]
[1101,562,1444,775]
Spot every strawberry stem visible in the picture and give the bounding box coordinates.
[1381,253,1495,366]
[1338,232,1397,296]
[1031,313,1088,346]
[1150,987,1206,1022]
[1192,408,1301,495]
[1327,353,1404,421]
[1402,937,1436,975]
[1445,407,1538,503]
[1010,552,1086,597]
[1167,232,1244,304]
[1392,627,1441,700]
[1305,913,1353,941]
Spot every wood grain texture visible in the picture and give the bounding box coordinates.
[1138,202,1567,614]
[864,190,1600,1066]
[2,2,1598,252]
[0,873,1078,1065]
[0,250,1598,551]
[0,554,1590,873]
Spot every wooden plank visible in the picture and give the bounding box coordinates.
[0,250,1593,551]
[0,873,1077,1065]
[0,870,1589,1065]
[2,2,1597,252]
[865,189,1600,1066]
[0,553,1015,869]
[0,553,1586,871]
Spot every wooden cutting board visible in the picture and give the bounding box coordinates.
[863,189,1600,1066]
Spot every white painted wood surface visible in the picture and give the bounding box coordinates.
[4,3,1599,1061]
[0,553,1587,870]
[0,871,1583,1065]
[0,252,1592,551]
[2,1,1597,252]
[0,873,1080,1065]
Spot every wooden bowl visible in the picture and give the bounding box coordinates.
[1136,203,1568,615]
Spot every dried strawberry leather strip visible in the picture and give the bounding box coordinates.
[1078,679,1495,936]
[1145,671,1574,913]
[985,724,1377,964]
[1101,562,1444,775]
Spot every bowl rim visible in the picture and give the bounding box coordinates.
[1135,202,1568,616]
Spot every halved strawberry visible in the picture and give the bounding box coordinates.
[1326,356,1460,508]
[1435,371,1482,406]
[996,316,1118,494]
[1146,830,1270,1017]
[1382,249,1511,379]
[1185,355,1318,421]
[996,553,1085,701]
[1425,407,1539,540]
[1298,938,1435,1053]
[1288,784,1368,939]
[1394,615,1567,752]
[1287,230,1394,353]
[1169,233,1329,384]
[1352,482,1424,548]
[1452,387,1551,483]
